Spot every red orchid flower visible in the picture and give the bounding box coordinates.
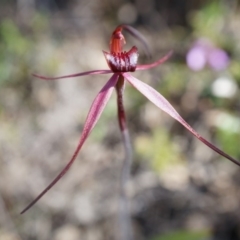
[21,25,240,214]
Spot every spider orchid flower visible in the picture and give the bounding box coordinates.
[21,25,240,214]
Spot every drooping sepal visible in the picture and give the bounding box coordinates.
[103,46,139,72]
[21,74,119,214]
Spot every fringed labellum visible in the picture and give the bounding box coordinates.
[103,46,139,72]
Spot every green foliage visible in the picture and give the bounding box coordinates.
[0,19,33,86]
[230,61,240,83]
[215,113,240,158]
[135,129,183,172]
[190,1,226,43]
[160,63,192,97]
[1,20,30,55]
[0,15,49,87]
[151,230,209,240]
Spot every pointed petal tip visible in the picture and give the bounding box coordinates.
[136,50,173,71]
[32,73,47,80]
[198,136,240,167]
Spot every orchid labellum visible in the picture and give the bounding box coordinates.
[21,25,240,214]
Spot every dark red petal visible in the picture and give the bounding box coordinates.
[32,70,112,80]
[21,73,119,214]
[124,73,240,167]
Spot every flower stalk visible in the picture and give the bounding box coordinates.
[116,75,133,240]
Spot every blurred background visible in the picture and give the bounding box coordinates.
[0,0,240,239]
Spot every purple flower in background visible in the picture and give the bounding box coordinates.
[208,48,230,71]
[186,39,229,71]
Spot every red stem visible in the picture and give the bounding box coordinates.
[116,76,127,131]
[115,75,133,240]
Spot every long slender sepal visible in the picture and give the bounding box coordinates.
[21,73,119,214]
[32,69,112,80]
[136,51,173,71]
[123,73,240,167]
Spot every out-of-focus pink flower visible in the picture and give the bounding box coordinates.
[186,45,206,71]
[208,48,229,71]
[186,39,229,71]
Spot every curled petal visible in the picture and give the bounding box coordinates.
[120,24,151,58]
[21,73,119,214]
[123,73,240,167]
[136,51,173,71]
[32,69,112,80]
